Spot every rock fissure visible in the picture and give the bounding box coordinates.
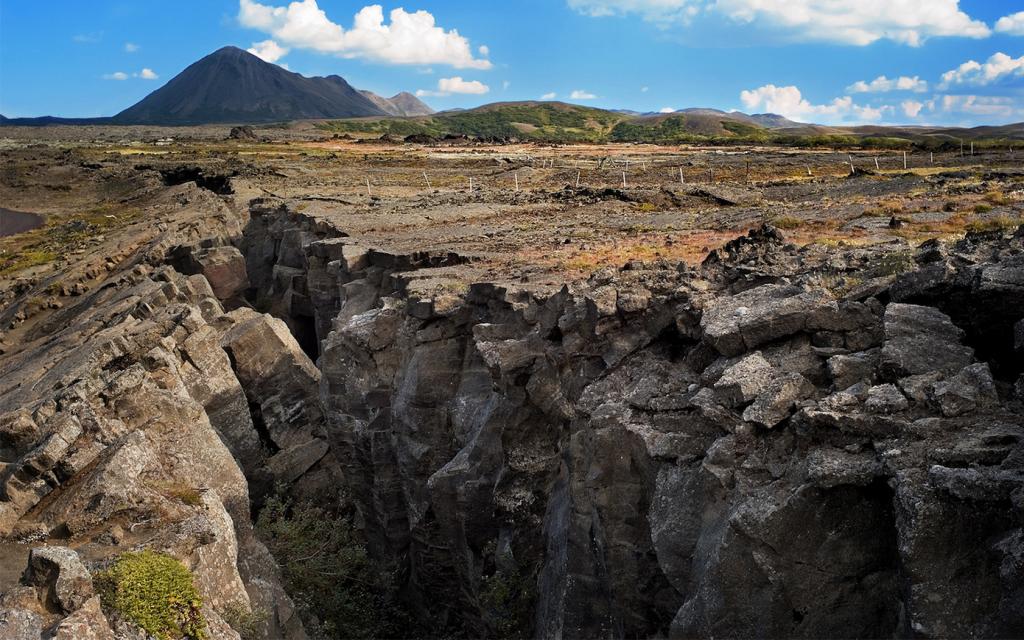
[2,186,1022,639]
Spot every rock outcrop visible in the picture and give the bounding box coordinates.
[2,191,1023,640]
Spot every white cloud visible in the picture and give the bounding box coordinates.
[939,52,1024,87]
[939,94,1022,118]
[248,39,290,63]
[739,83,890,123]
[570,89,597,100]
[103,69,159,81]
[659,107,676,113]
[901,100,924,117]
[995,11,1024,36]
[568,0,990,46]
[125,42,140,53]
[641,86,649,92]
[238,0,491,69]
[540,92,558,100]
[847,75,927,93]
[416,76,489,97]
[479,45,490,56]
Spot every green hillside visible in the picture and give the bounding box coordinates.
[316,101,1024,149]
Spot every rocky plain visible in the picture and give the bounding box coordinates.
[0,125,1023,639]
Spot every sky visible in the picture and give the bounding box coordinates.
[2,0,1024,126]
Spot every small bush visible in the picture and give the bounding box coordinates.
[219,601,268,640]
[255,494,411,639]
[983,190,1007,205]
[480,568,534,639]
[770,216,803,229]
[94,550,206,640]
[973,203,994,214]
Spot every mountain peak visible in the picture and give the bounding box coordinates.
[113,46,387,125]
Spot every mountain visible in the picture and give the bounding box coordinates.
[361,91,435,117]
[113,46,387,125]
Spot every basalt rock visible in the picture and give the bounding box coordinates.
[2,205,1023,640]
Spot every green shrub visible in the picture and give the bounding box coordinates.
[94,550,206,640]
[480,568,534,639]
[255,494,410,639]
[219,601,268,640]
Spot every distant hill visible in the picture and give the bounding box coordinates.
[361,91,434,117]
[112,46,387,125]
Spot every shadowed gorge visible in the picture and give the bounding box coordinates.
[0,130,1022,639]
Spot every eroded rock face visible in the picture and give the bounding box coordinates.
[3,198,1023,640]
[238,206,1024,638]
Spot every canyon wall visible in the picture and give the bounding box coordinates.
[2,192,1023,638]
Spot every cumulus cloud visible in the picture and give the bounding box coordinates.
[659,107,676,113]
[901,100,924,118]
[847,75,927,93]
[102,71,129,81]
[248,39,290,63]
[568,0,990,46]
[238,0,491,69]
[138,68,159,80]
[995,11,1024,36]
[939,52,1024,88]
[570,89,597,100]
[416,76,489,97]
[540,92,558,100]
[740,84,889,123]
[124,42,140,53]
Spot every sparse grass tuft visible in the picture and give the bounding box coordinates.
[965,216,1022,234]
[769,216,803,229]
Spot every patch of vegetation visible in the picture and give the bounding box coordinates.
[94,550,207,640]
[983,190,1008,205]
[965,216,1022,234]
[150,481,204,507]
[254,493,413,639]
[973,203,994,214]
[863,198,904,218]
[219,601,268,640]
[769,216,804,229]
[480,567,535,639]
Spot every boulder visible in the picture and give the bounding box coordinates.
[713,352,776,407]
[23,546,94,614]
[701,285,830,356]
[828,351,878,390]
[932,363,999,417]
[864,384,909,414]
[742,372,815,428]
[880,304,974,378]
[221,310,325,451]
[806,448,882,488]
[192,246,250,302]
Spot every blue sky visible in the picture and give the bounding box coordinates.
[2,0,1023,126]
